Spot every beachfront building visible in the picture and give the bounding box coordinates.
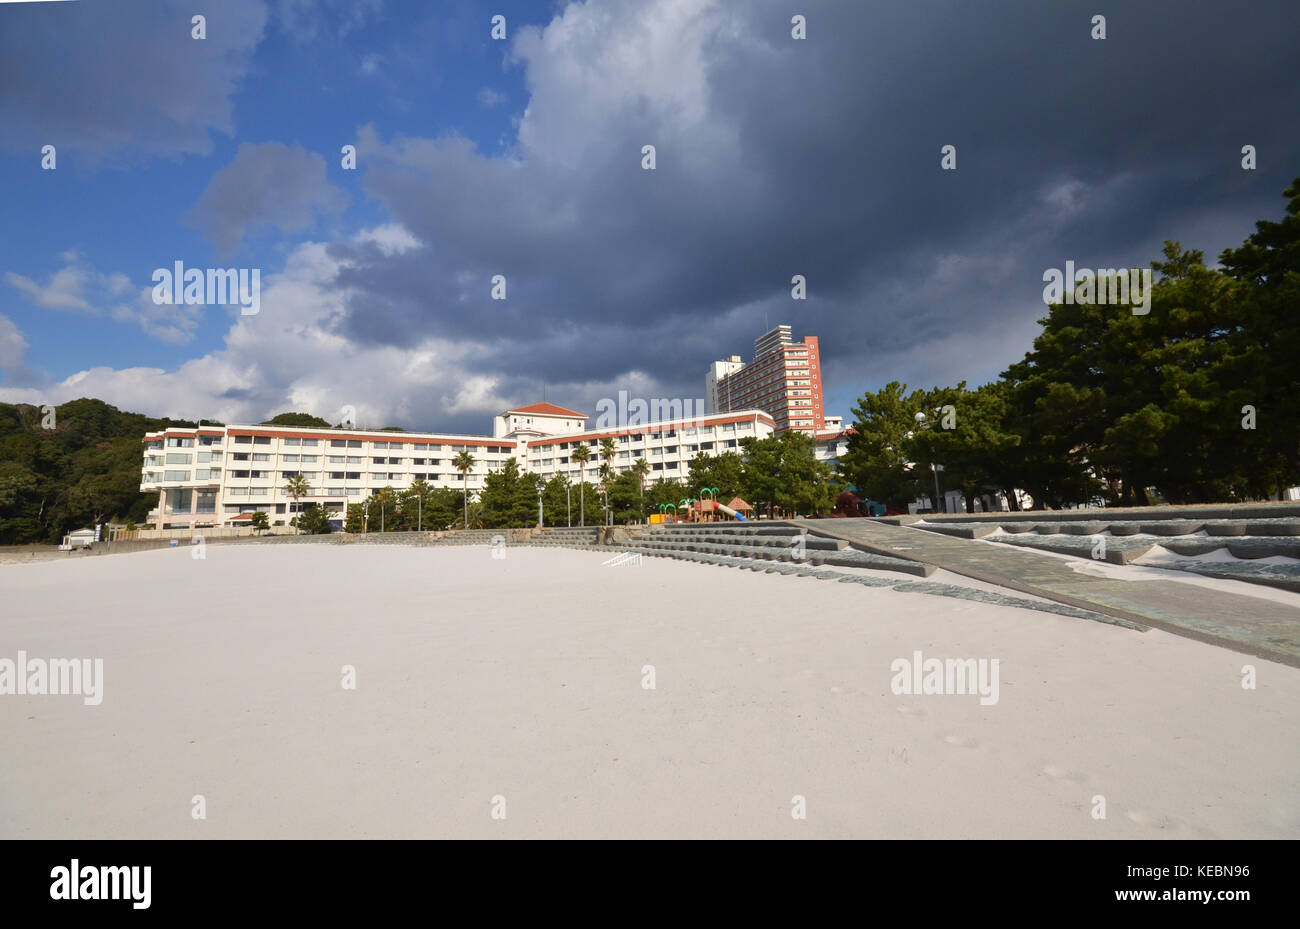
[813,416,851,467]
[705,324,826,434]
[139,406,775,529]
[524,410,776,484]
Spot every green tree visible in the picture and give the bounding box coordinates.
[739,432,839,517]
[570,442,591,526]
[344,503,365,533]
[261,412,331,427]
[293,503,331,534]
[630,457,651,521]
[249,511,270,534]
[478,458,543,528]
[1218,177,1300,496]
[838,382,956,508]
[401,477,435,531]
[452,450,476,528]
[370,486,398,532]
[687,451,745,502]
[284,473,311,534]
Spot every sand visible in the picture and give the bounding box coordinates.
[1,543,1297,839]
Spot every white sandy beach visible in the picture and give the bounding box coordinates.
[1,543,1297,839]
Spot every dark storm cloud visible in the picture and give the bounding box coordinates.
[328,0,1299,413]
[186,142,348,256]
[0,0,267,158]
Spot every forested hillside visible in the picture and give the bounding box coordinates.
[0,399,202,544]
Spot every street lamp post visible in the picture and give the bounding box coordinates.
[914,410,946,514]
[537,484,544,528]
[566,480,571,528]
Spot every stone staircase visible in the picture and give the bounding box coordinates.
[912,515,1300,592]
[622,522,936,576]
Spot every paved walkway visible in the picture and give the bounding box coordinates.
[792,519,1300,668]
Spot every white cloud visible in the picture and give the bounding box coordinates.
[0,232,525,428]
[0,314,34,385]
[5,252,202,343]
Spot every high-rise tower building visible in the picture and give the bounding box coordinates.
[707,325,825,434]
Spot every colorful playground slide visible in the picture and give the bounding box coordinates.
[713,502,747,521]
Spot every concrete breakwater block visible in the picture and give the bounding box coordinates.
[1243,520,1300,537]
[1204,521,1249,536]
[1057,523,1109,536]
[1138,521,1204,536]
[1106,523,1144,536]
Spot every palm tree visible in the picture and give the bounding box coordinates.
[632,458,650,522]
[408,477,431,531]
[598,463,613,526]
[598,438,618,526]
[453,450,476,528]
[570,442,591,526]
[284,473,311,535]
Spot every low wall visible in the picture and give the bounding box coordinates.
[885,501,1300,525]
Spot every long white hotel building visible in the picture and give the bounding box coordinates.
[140,402,776,529]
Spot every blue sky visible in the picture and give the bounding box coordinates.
[3,0,535,383]
[1,0,1297,433]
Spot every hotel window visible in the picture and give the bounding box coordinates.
[345,472,360,480]
[196,451,213,463]
[232,470,250,478]
[330,440,347,447]
[300,455,317,463]
[167,437,194,448]
[412,458,426,465]
[387,473,402,481]
[164,470,189,481]
[252,453,270,461]
[229,488,248,496]
[347,489,362,496]
[701,442,714,450]
[330,472,345,480]
[388,442,406,450]
[372,457,386,465]
[328,487,345,496]
[301,439,318,447]
[283,438,301,446]
[199,436,221,446]
[249,470,268,479]
[373,442,388,450]
[329,456,345,463]
[166,453,191,464]
[386,457,401,465]
[370,473,386,480]
[249,488,268,496]
[347,456,363,464]
[283,454,299,463]
[253,436,271,445]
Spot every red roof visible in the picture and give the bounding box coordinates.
[506,402,587,419]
